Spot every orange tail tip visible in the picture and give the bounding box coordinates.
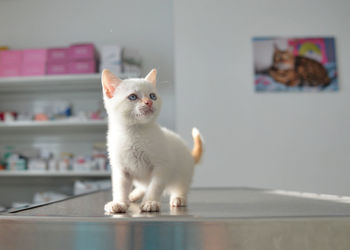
[192,127,203,164]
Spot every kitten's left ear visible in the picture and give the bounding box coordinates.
[145,69,157,87]
[102,69,122,98]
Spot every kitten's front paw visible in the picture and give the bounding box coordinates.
[170,197,186,207]
[140,201,160,212]
[104,201,128,214]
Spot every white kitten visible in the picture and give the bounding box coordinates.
[102,69,203,213]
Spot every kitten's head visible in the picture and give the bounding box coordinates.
[101,69,162,125]
[272,45,295,70]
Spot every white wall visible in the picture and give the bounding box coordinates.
[174,0,350,195]
[0,0,175,129]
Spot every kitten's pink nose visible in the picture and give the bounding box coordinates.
[143,98,153,108]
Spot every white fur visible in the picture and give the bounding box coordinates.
[103,76,196,213]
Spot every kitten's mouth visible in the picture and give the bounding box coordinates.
[136,108,154,117]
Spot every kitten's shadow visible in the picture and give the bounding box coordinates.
[169,206,188,216]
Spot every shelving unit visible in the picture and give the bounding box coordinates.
[0,73,117,208]
[0,73,137,92]
[0,73,112,173]
[0,120,107,132]
[0,171,110,177]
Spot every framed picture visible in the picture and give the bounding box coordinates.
[253,37,338,92]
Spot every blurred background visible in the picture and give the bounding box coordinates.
[0,0,349,212]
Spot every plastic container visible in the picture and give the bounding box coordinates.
[0,64,21,77]
[69,43,95,60]
[0,50,22,65]
[68,60,96,74]
[47,48,69,63]
[21,62,46,76]
[22,49,47,64]
[47,62,69,75]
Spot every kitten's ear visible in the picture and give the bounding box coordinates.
[274,44,280,51]
[101,69,122,98]
[145,69,157,87]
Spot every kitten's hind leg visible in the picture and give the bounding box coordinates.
[129,188,145,203]
[170,195,187,207]
[169,188,188,207]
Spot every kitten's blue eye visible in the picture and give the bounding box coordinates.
[128,94,138,101]
[149,93,157,100]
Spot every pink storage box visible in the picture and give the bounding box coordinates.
[47,48,69,62]
[0,50,22,65]
[69,44,95,60]
[21,62,46,76]
[22,49,47,64]
[47,62,69,75]
[0,64,21,77]
[68,60,96,74]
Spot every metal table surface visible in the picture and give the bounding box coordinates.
[1,187,350,250]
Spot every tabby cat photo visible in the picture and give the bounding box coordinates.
[253,37,338,92]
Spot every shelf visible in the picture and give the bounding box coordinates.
[0,120,107,131]
[0,171,111,177]
[0,73,138,92]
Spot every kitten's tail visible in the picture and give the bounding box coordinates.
[192,127,203,164]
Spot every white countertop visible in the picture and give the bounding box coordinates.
[2,187,350,250]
